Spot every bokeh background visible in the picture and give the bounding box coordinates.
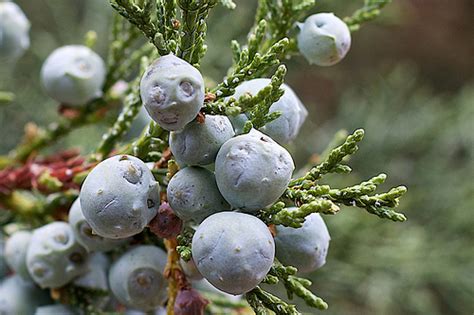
[1,1,473,314]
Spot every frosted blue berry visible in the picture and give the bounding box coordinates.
[68,198,128,252]
[297,13,351,66]
[0,2,30,61]
[35,304,79,315]
[0,275,51,314]
[215,129,295,212]
[230,79,308,143]
[4,230,32,281]
[80,155,160,239]
[109,245,168,311]
[26,222,89,289]
[140,54,205,131]
[167,166,229,223]
[170,115,235,166]
[40,45,106,105]
[192,212,275,295]
[275,210,331,273]
[74,252,111,308]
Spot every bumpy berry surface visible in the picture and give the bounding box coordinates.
[167,166,229,223]
[275,210,331,273]
[0,275,51,314]
[40,45,105,105]
[0,2,30,60]
[192,212,275,295]
[215,129,295,211]
[297,13,351,66]
[230,79,308,143]
[109,245,168,311]
[140,54,205,131]
[68,198,128,251]
[170,115,235,166]
[4,230,32,281]
[80,155,160,239]
[26,222,89,289]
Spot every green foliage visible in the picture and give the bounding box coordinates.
[0,91,14,105]
[314,67,474,315]
[344,0,391,32]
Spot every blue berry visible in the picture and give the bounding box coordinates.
[80,155,160,239]
[192,212,275,295]
[109,245,168,311]
[275,210,330,272]
[35,304,79,315]
[68,198,128,252]
[0,275,51,314]
[170,115,235,166]
[140,54,205,131]
[26,222,89,289]
[74,252,111,308]
[297,13,351,66]
[230,79,308,143]
[4,230,32,281]
[215,129,294,211]
[167,166,230,223]
[0,2,30,61]
[40,45,106,105]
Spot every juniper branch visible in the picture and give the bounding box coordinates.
[269,261,328,310]
[110,0,169,55]
[0,91,14,105]
[344,0,392,32]
[177,0,217,65]
[246,286,300,315]
[95,58,150,159]
[9,98,108,162]
[209,36,289,99]
[123,121,168,162]
[289,129,365,186]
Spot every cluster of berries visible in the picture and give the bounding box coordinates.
[0,2,351,312]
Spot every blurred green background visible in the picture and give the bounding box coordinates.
[1,1,473,314]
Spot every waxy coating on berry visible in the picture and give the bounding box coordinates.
[80,155,160,239]
[68,198,129,252]
[230,79,308,143]
[275,210,331,273]
[4,230,32,281]
[0,2,30,60]
[0,275,52,314]
[170,115,235,166]
[109,245,168,311]
[297,13,351,66]
[74,252,111,308]
[26,222,89,289]
[215,129,295,211]
[167,166,230,223]
[40,45,106,105]
[192,212,275,295]
[140,54,205,131]
[35,304,79,315]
